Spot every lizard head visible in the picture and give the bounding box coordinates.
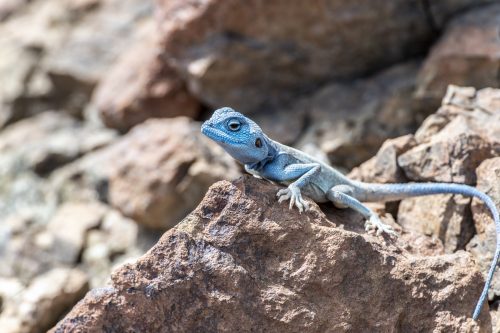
[201,107,270,164]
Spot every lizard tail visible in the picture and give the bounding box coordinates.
[355,181,499,320]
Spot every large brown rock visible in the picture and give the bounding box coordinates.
[106,117,240,229]
[53,177,489,332]
[155,0,487,113]
[50,117,240,230]
[398,86,500,184]
[93,24,200,132]
[416,4,500,107]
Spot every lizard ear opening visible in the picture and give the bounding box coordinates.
[255,138,262,148]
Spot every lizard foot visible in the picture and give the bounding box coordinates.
[365,215,396,237]
[277,185,309,213]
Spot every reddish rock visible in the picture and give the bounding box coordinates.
[293,62,426,168]
[416,4,500,106]
[398,194,474,253]
[104,117,240,229]
[155,0,438,112]
[398,86,500,184]
[53,177,488,332]
[348,134,416,183]
[93,25,200,132]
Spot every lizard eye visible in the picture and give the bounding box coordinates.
[255,138,262,148]
[227,119,241,131]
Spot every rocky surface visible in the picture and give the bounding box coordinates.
[416,4,500,107]
[467,157,500,302]
[93,24,201,132]
[53,176,489,332]
[156,0,489,113]
[1,0,500,331]
[351,86,500,307]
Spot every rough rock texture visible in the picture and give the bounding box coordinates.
[398,194,474,253]
[349,86,500,307]
[93,24,200,132]
[155,0,488,112]
[348,134,416,183]
[0,268,89,333]
[53,177,488,332]
[398,86,500,184]
[291,62,427,168]
[467,158,500,301]
[106,117,240,229]
[49,117,240,230]
[416,4,500,106]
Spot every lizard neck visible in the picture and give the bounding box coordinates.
[245,137,278,172]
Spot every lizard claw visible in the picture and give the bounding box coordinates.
[277,185,309,213]
[365,215,397,237]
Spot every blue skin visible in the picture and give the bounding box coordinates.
[201,107,500,320]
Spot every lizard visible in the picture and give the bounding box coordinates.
[201,106,500,321]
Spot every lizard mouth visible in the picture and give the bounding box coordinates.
[201,124,244,146]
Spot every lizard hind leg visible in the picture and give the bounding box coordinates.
[326,186,396,236]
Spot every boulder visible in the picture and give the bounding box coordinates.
[93,24,200,132]
[53,177,488,332]
[51,117,240,230]
[106,117,240,229]
[292,62,426,168]
[398,86,500,184]
[155,0,487,113]
[416,4,500,108]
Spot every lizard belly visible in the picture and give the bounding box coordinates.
[301,183,328,203]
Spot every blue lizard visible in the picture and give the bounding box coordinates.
[201,106,500,321]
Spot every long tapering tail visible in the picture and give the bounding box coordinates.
[354,181,500,320]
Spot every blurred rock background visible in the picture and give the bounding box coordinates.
[0,0,498,332]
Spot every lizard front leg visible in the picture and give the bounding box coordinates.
[274,163,321,213]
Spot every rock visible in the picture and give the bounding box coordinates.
[293,62,425,168]
[53,177,488,332]
[0,0,27,21]
[82,209,142,288]
[0,268,89,333]
[0,0,155,127]
[470,158,500,235]
[156,0,490,113]
[398,194,474,253]
[0,112,117,176]
[0,112,117,227]
[398,86,500,183]
[348,134,416,183]
[45,202,108,264]
[416,4,500,107]
[51,117,240,230]
[106,117,240,229]
[466,158,500,301]
[93,24,200,132]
